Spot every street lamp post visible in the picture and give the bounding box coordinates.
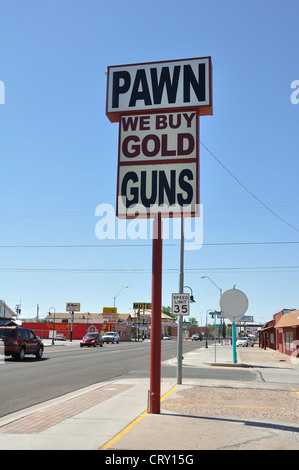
[49,307,56,345]
[183,286,196,304]
[177,222,195,385]
[183,286,195,341]
[113,286,129,308]
[205,309,213,348]
[202,276,223,346]
[83,312,91,332]
[201,276,222,298]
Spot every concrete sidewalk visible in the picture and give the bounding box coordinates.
[0,343,299,450]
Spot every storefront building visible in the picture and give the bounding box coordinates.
[259,309,299,357]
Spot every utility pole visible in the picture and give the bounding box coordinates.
[177,218,184,385]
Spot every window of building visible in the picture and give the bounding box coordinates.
[285,331,294,351]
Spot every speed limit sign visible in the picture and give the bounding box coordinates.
[172,293,190,316]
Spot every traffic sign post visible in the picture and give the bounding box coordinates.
[66,303,80,342]
[172,293,190,316]
[232,322,237,363]
[220,289,249,364]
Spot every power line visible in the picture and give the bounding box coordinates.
[200,141,299,233]
[0,265,298,273]
[0,241,298,248]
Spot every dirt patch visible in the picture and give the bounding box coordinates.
[162,386,299,423]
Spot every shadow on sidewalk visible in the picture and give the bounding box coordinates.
[161,412,299,435]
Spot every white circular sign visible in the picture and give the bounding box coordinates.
[220,289,248,322]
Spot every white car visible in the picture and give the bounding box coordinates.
[55,333,66,341]
[236,337,249,347]
[192,334,201,341]
[102,332,120,344]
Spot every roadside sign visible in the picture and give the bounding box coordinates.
[133,302,151,309]
[119,112,198,164]
[240,315,253,322]
[103,307,117,314]
[117,111,199,219]
[106,57,212,122]
[66,303,80,312]
[172,293,190,316]
[105,55,213,414]
[102,313,119,323]
[220,289,248,322]
[220,288,248,365]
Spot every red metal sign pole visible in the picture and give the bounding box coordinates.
[150,214,163,414]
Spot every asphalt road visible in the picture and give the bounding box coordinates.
[0,339,260,418]
[0,340,194,417]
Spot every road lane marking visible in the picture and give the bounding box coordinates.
[45,345,149,354]
[100,385,177,450]
[291,388,299,396]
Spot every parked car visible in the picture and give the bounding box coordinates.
[192,333,202,341]
[80,333,103,347]
[0,326,44,360]
[163,334,171,340]
[236,337,249,347]
[102,331,120,344]
[55,333,66,341]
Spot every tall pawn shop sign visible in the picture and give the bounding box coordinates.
[106,57,213,219]
[105,56,213,415]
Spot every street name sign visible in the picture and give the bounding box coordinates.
[172,293,190,316]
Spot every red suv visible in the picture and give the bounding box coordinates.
[0,327,44,360]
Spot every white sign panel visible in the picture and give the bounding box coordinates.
[220,289,248,322]
[119,112,198,163]
[117,110,199,219]
[117,162,198,218]
[106,57,212,122]
[66,303,80,312]
[172,293,190,316]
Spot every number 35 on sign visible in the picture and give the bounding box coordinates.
[172,293,190,316]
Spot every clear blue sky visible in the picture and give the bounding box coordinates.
[0,0,298,325]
